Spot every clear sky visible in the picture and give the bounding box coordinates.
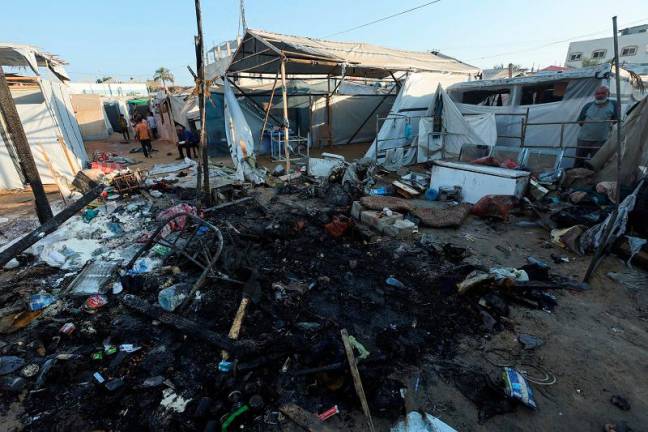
[1,0,647,85]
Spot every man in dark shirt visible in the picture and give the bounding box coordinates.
[176,125,197,159]
[575,86,618,168]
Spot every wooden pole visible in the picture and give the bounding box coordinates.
[194,0,210,205]
[341,329,376,432]
[612,16,623,204]
[280,59,291,172]
[0,66,53,224]
[583,16,629,283]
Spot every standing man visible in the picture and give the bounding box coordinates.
[575,86,618,168]
[118,114,130,142]
[135,117,153,158]
[147,111,158,140]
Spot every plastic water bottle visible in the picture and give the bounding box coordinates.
[158,283,191,312]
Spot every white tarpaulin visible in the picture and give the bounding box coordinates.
[366,75,493,167]
[447,64,643,155]
[223,80,264,183]
[417,85,496,162]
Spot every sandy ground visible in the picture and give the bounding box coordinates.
[414,216,648,431]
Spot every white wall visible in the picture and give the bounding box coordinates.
[68,82,149,97]
[565,31,648,68]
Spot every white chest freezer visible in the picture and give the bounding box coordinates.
[430,160,530,204]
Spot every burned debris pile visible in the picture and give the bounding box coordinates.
[0,169,578,431]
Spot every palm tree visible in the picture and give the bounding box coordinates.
[153,67,174,90]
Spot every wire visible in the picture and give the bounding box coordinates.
[323,0,442,38]
[465,16,648,62]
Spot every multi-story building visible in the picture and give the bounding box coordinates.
[564,24,648,75]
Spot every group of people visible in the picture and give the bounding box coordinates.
[118,112,158,158]
[117,111,198,160]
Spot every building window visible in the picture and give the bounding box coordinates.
[569,52,583,61]
[592,49,607,59]
[621,46,637,56]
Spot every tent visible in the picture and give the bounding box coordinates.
[365,77,496,167]
[446,64,644,155]
[223,29,479,168]
[228,29,478,78]
[590,97,648,186]
[70,93,113,140]
[0,43,87,190]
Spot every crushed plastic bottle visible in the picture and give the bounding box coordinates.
[29,293,56,311]
[385,277,405,289]
[158,283,191,312]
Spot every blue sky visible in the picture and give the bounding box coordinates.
[1,0,647,85]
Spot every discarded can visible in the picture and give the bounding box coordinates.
[318,405,339,421]
[368,186,390,196]
[29,293,56,311]
[60,323,76,335]
[93,372,105,384]
[85,294,108,310]
[218,360,233,373]
[20,363,40,378]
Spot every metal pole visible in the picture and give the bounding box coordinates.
[194,0,210,205]
[612,16,623,202]
[0,66,53,223]
[280,59,290,172]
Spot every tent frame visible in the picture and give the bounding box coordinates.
[225,29,478,171]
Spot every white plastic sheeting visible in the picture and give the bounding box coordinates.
[310,94,395,146]
[223,80,264,183]
[447,64,642,153]
[417,85,496,162]
[0,82,87,190]
[365,73,493,166]
[0,43,70,81]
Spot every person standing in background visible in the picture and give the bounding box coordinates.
[135,118,153,158]
[118,114,130,142]
[575,86,618,168]
[147,112,158,140]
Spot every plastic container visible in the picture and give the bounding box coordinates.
[424,188,438,201]
[158,283,191,312]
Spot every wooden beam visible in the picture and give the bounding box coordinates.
[341,329,376,432]
[0,185,103,268]
[0,66,53,223]
[280,59,291,172]
[194,0,210,205]
[279,403,337,432]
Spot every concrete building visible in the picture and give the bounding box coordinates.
[564,24,648,74]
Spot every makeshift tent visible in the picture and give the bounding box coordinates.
[447,64,644,153]
[365,75,496,167]
[590,97,648,186]
[0,43,87,190]
[224,29,478,166]
[228,29,478,78]
[70,93,113,140]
